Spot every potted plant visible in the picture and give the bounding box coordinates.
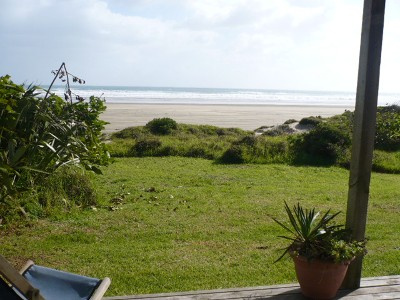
[273,202,366,300]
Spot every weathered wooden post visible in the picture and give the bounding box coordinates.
[343,0,386,288]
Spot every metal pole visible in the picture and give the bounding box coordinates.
[343,0,386,289]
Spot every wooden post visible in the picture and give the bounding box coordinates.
[343,0,386,289]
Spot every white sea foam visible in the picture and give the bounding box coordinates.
[51,86,400,106]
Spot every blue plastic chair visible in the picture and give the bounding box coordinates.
[0,255,111,300]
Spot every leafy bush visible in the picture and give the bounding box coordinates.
[299,116,323,126]
[290,123,351,165]
[372,150,400,173]
[219,145,246,164]
[0,75,109,219]
[186,146,210,158]
[105,138,134,157]
[146,118,177,135]
[375,105,400,151]
[262,124,295,136]
[234,135,258,147]
[284,119,297,125]
[107,109,400,172]
[112,126,149,139]
[108,123,249,161]
[261,137,290,163]
[178,124,247,137]
[215,127,245,136]
[129,138,162,157]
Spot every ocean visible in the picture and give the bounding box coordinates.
[52,86,400,107]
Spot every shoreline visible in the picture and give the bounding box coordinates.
[102,103,354,133]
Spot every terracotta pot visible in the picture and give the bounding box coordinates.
[292,255,351,300]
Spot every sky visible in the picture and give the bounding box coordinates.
[1,0,399,92]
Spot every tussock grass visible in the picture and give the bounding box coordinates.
[106,112,400,173]
[108,124,251,160]
[1,157,399,296]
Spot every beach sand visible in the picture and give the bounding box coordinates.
[102,103,354,133]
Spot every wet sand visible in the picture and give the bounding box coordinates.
[102,103,354,133]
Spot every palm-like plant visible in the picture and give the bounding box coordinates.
[273,202,366,263]
[0,74,109,206]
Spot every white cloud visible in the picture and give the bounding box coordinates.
[0,0,398,92]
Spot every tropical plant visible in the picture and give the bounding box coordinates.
[0,69,109,213]
[273,202,366,263]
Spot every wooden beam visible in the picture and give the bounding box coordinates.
[343,0,386,289]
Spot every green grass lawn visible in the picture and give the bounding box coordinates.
[1,157,400,297]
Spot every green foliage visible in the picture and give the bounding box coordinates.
[235,135,258,147]
[108,109,400,173]
[178,124,246,136]
[0,166,98,222]
[375,105,400,151]
[299,116,323,126]
[262,124,294,136]
[218,136,290,164]
[260,137,289,163]
[273,202,367,263]
[110,123,293,165]
[109,123,249,161]
[372,150,400,173]
[0,75,109,219]
[37,166,98,209]
[104,138,134,157]
[129,137,162,157]
[284,119,297,125]
[218,145,246,164]
[290,123,351,165]
[146,117,177,135]
[112,126,149,139]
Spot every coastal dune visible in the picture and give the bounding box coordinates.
[102,103,354,133]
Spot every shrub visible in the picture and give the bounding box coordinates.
[234,135,258,147]
[372,150,400,173]
[129,138,162,156]
[262,124,295,136]
[177,124,248,137]
[112,126,148,139]
[106,138,135,157]
[327,111,353,136]
[262,137,289,162]
[179,124,219,136]
[284,119,298,125]
[146,118,177,135]
[219,145,246,164]
[290,123,351,165]
[158,145,177,157]
[299,116,323,126]
[375,105,400,151]
[186,146,209,158]
[0,75,109,208]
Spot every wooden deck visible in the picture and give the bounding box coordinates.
[105,275,400,299]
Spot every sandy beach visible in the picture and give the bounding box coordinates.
[102,103,354,133]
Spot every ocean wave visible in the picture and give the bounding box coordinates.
[50,86,399,106]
